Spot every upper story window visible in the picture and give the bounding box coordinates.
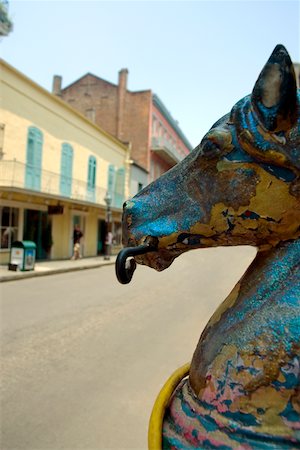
[107,165,125,208]
[60,143,73,197]
[159,124,163,137]
[0,123,5,159]
[85,108,95,122]
[152,117,157,136]
[114,167,125,208]
[87,155,97,201]
[107,164,116,203]
[150,159,155,183]
[25,126,43,191]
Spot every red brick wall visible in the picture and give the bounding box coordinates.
[60,72,190,178]
[61,75,118,137]
[123,90,151,171]
[61,75,151,172]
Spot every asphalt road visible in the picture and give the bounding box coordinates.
[1,246,256,450]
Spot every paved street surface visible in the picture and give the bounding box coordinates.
[1,246,256,450]
[0,256,117,282]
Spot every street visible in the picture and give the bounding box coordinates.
[1,246,256,450]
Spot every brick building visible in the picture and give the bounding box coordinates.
[0,60,129,263]
[52,69,193,196]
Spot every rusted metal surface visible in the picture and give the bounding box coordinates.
[117,45,300,448]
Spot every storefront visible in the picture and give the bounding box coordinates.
[0,192,123,265]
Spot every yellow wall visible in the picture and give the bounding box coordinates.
[84,211,98,256]
[0,59,130,201]
[0,59,128,263]
[0,250,9,265]
[51,210,72,259]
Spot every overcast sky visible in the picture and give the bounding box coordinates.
[2,0,299,147]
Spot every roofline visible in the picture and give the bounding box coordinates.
[61,72,117,92]
[62,73,151,96]
[152,93,193,151]
[132,161,149,174]
[131,89,152,95]
[58,70,193,152]
[0,59,128,151]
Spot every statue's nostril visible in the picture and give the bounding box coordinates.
[144,236,159,249]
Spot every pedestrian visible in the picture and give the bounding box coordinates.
[71,224,83,260]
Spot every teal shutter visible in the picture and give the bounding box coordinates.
[25,127,43,190]
[87,155,97,202]
[60,143,73,197]
[107,164,116,204]
[115,167,125,208]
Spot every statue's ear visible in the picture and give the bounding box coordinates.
[251,44,298,132]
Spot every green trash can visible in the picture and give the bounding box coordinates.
[9,241,36,271]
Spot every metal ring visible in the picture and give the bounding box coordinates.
[115,244,155,284]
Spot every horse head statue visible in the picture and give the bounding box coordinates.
[116,45,300,449]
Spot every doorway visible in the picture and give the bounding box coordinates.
[71,215,85,257]
[23,209,53,260]
[97,219,106,255]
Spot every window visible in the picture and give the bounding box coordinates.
[85,108,95,122]
[107,164,116,203]
[25,126,43,191]
[152,117,157,136]
[114,167,125,208]
[0,207,19,249]
[60,143,73,197]
[0,123,5,159]
[87,155,97,201]
[138,182,143,192]
[107,165,125,208]
[150,159,155,182]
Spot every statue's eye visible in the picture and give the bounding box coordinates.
[201,139,221,159]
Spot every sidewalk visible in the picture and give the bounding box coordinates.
[0,255,117,282]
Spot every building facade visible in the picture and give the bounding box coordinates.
[53,69,193,196]
[0,59,130,264]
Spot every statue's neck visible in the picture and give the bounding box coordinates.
[223,239,300,324]
[204,238,300,335]
[190,238,300,394]
[245,238,299,293]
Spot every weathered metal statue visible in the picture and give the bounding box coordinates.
[116,45,300,449]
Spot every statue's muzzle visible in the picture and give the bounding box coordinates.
[116,198,166,284]
[115,243,156,284]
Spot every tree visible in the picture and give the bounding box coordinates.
[0,1,13,36]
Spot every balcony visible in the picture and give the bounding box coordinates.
[0,160,123,208]
[151,137,185,166]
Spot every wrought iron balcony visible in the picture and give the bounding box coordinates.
[151,137,185,166]
[0,160,123,208]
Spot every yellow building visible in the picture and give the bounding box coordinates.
[0,59,130,264]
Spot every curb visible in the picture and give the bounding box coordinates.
[0,260,116,283]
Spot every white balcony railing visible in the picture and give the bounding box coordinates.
[151,137,184,165]
[0,160,123,208]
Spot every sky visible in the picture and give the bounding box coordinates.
[1,0,299,148]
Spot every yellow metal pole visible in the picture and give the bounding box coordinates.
[148,362,190,450]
